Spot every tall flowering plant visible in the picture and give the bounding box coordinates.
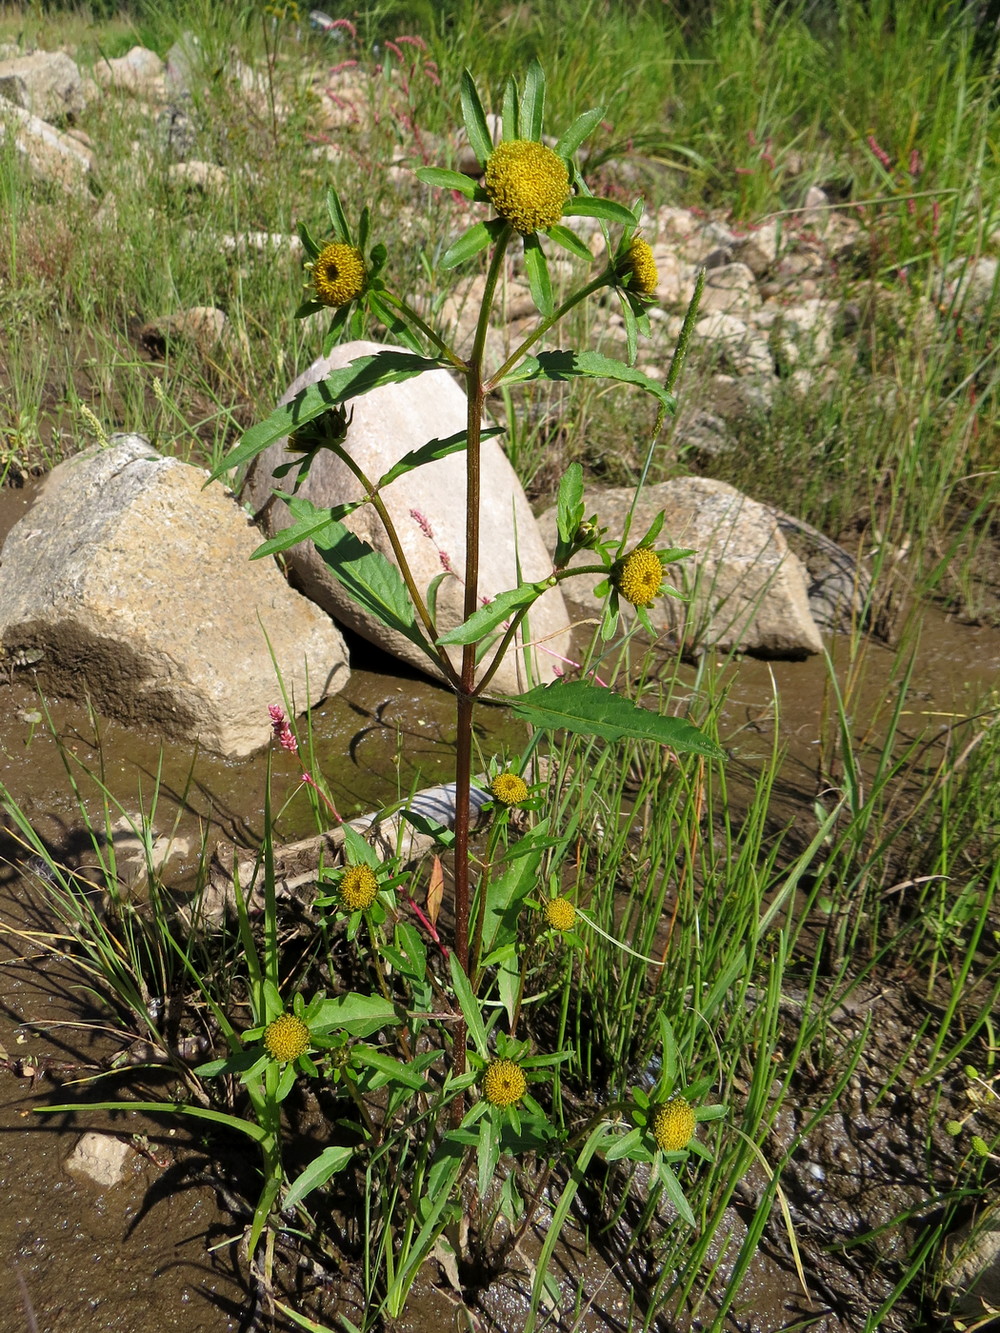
[200,61,725,1319]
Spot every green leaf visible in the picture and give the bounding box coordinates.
[555,106,605,160]
[365,290,426,355]
[376,427,502,490]
[441,220,496,270]
[563,196,638,227]
[297,220,320,261]
[620,289,639,365]
[450,952,488,1058]
[556,462,584,549]
[497,348,675,412]
[310,992,399,1038]
[656,1159,696,1225]
[326,185,351,243]
[251,496,364,560]
[209,351,445,481]
[520,59,545,141]
[283,1145,354,1211]
[523,233,553,316]
[482,821,549,957]
[415,166,478,198]
[436,583,540,646]
[316,521,433,656]
[547,223,595,262]
[477,1106,500,1198]
[460,69,493,168]
[509,680,725,758]
[501,74,518,140]
[603,1126,644,1162]
[352,1048,432,1090]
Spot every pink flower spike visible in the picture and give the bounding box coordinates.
[867,134,892,170]
[268,704,299,754]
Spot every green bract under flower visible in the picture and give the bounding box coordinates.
[263,1012,310,1064]
[612,547,664,607]
[483,1058,528,1108]
[311,241,367,308]
[484,139,569,235]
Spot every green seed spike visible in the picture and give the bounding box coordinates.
[665,266,705,396]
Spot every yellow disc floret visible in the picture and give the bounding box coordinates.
[338,863,379,911]
[483,1058,528,1108]
[612,547,663,608]
[490,772,528,807]
[544,897,577,931]
[651,1096,695,1152]
[623,236,658,297]
[263,1012,310,1064]
[311,242,366,308]
[484,139,569,235]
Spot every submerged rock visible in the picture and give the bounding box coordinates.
[0,435,348,758]
[243,340,572,695]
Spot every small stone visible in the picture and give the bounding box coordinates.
[65,1131,132,1188]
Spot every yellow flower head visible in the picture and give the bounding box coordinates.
[490,771,528,807]
[544,897,576,931]
[483,1058,528,1108]
[651,1096,695,1152]
[311,242,367,308]
[622,236,658,298]
[612,547,663,607]
[338,863,379,912]
[263,1012,310,1064]
[484,139,569,235]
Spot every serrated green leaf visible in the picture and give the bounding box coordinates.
[496,348,675,412]
[556,462,584,548]
[377,427,501,489]
[501,74,518,140]
[563,196,638,226]
[520,59,545,141]
[509,680,725,758]
[547,223,595,262]
[326,185,351,243]
[436,583,540,646]
[209,351,444,481]
[441,220,495,270]
[310,992,399,1037]
[555,106,605,160]
[415,166,478,198]
[523,233,553,316]
[460,69,493,168]
[316,521,433,656]
[283,1145,354,1212]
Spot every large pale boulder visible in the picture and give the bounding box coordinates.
[538,478,823,658]
[243,341,572,694]
[0,96,91,194]
[0,436,348,758]
[0,50,92,122]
